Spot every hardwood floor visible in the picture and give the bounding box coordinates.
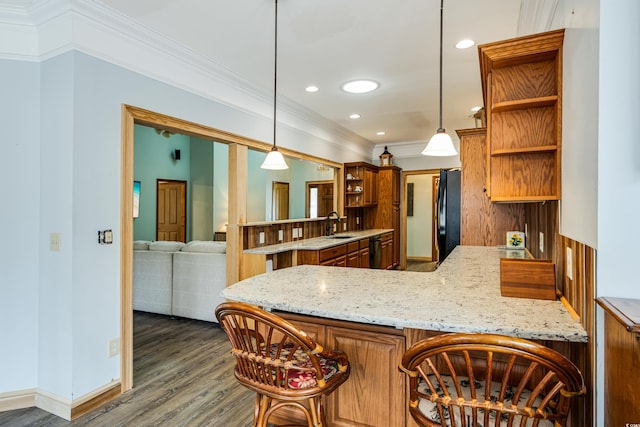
[0,312,258,427]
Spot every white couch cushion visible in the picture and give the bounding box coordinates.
[181,240,226,254]
[148,241,185,252]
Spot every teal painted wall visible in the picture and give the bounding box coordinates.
[133,125,190,241]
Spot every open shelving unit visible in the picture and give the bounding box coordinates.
[479,29,564,202]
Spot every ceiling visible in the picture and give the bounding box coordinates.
[1,0,536,148]
[93,0,529,147]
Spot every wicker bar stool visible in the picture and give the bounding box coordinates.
[399,333,585,427]
[215,302,350,427]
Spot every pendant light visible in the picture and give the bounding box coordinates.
[261,0,289,170]
[422,0,457,157]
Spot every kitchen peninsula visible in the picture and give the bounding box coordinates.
[221,245,587,427]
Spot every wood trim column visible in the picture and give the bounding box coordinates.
[227,143,247,286]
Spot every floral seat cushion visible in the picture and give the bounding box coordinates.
[417,375,554,427]
[266,343,340,389]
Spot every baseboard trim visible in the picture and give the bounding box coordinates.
[35,388,72,420]
[0,381,121,421]
[407,256,432,262]
[0,389,36,412]
[71,381,121,420]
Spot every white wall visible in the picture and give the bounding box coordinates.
[2,47,371,404]
[596,0,640,300]
[39,54,74,399]
[559,0,600,249]
[0,59,40,392]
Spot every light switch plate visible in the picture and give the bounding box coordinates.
[50,232,61,251]
[566,247,573,280]
[278,230,283,241]
[259,232,265,244]
[539,232,544,253]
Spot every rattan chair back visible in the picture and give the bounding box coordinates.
[216,302,350,427]
[399,333,585,427]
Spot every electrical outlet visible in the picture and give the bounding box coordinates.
[343,223,347,231]
[298,228,302,238]
[333,224,337,232]
[293,228,298,239]
[109,338,120,358]
[278,230,283,241]
[356,217,360,225]
[259,232,265,244]
[566,247,573,280]
[539,232,544,253]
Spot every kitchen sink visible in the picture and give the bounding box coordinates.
[325,234,353,239]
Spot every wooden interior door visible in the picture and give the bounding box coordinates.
[156,180,187,242]
[272,181,289,220]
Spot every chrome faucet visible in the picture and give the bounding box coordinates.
[325,211,342,236]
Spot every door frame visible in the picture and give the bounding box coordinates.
[401,169,440,270]
[120,105,343,392]
[305,180,334,218]
[271,181,289,220]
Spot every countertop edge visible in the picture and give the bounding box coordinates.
[243,229,393,255]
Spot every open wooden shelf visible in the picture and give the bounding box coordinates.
[492,95,557,113]
[491,145,558,156]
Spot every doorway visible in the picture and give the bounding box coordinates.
[156,180,187,242]
[402,170,440,269]
[272,181,289,220]
[306,180,334,218]
[121,105,344,393]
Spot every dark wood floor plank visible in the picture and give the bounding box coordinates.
[0,312,257,427]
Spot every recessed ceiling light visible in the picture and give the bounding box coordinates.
[456,39,475,49]
[471,106,482,112]
[305,85,319,93]
[350,113,361,119]
[341,80,379,94]
[376,131,385,136]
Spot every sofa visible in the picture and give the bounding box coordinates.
[133,240,227,323]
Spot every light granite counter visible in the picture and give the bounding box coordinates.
[243,229,393,255]
[222,245,587,342]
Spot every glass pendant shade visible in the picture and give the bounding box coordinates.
[261,146,288,170]
[422,129,457,156]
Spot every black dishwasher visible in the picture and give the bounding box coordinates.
[369,236,382,269]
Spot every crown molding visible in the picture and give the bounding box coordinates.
[0,0,374,159]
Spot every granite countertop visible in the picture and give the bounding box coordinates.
[222,246,588,342]
[243,229,393,255]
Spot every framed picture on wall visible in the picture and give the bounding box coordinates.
[407,182,414,216]
[133,181,141,218]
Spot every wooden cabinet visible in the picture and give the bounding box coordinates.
[358,245,370,268]
[272,312,406,427]
[298,238,370,268]
[457,128,524,246]
[298,244,347,266]
[374,167,401,268]
[380,232,394,270]
[478,29,564,202]
[345,162,378,208]
[597,297,640,426]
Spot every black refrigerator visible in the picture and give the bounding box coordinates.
[436,168,461,263]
